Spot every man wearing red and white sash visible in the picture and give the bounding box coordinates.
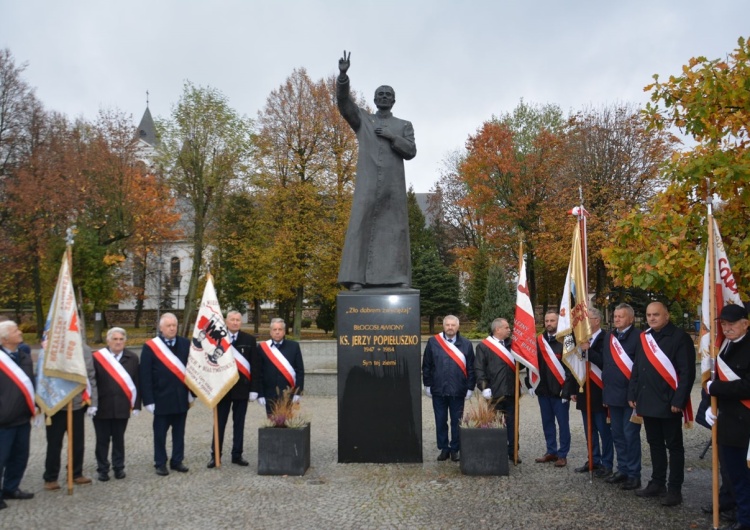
[0,321,35,508]
[706,304,750,528]
[92,327,140,482]
[628,301,695,507]
[572,308,613,477]
[208,310,259,468]
[422,315,476,462]
[139,313,192,476]
[475,318,518,461]
[256,318,304,415]
[601,303,642,491]
[533,311,577,468]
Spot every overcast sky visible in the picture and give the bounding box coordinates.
[1,1,747,192]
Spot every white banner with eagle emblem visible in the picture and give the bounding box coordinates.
[185,275,239,408]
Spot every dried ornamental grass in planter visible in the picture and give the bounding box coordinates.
[258,388,311,476]
[459,396,509,476]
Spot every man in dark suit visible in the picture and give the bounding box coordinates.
[257,318,304,416]
[533,311,577,468]
[0,321,35,509]
[208,310,259,468]
[91,327,140,481]
[706,303,750,530]
[140,313,192,476]
[602,303,642,490]
[573,308,613,478]
[475,318,518,461]
[422,315,476,462]
[628,301,695,507]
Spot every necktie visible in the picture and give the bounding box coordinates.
[166,339,174,347]
[273,342,280,348]
[617,331,625,340]
[231,334,237,344]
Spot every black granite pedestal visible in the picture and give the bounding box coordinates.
[337,289,422,463]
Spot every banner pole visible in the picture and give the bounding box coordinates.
[67,401,74,495]
[707,184,720,530]
[514,239,523,465]
[214,407,221,468]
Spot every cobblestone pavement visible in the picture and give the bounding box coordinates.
[1,380,718,529]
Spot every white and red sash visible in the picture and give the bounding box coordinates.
[0,350,35,416]
[232,345,251,381]
[482,336,515,371]
[435,334,467,378]
[93,348,136,408]
[146,337,186,382]
[260,340,296,388]
[537,335,565,386]
[716,349,750,411]
[640,331,693,425]
[590,363,603,390]
[610,334,633,379]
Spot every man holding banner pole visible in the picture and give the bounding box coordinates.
[207,310,258,468]
[140,313,192,476]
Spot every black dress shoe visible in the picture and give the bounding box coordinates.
[574,461,591,473]
[719,522,749,530]
[155,465,169,476]
[661,490,682,507]
[595,467,612,479]
[0,499,7,510]
[170,462,189,473]
[635,481,666,498]
[114,470,126,480]
[231,457,249,466]
[437,450,450,461]
[97,472,110,482]
[721,509,738,522]
[450,451,460,462]
[621,477,641,490]
[702,503,736,514]
[606,471,628,484]
[207,459,216,469]
[2,489,33,500]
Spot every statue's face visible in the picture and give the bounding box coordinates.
[374,85,395,110]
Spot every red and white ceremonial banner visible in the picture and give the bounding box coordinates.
[0,350,35,415]
[700,218,743,385]
[93,348,137,409]
[43,252,88,385]
[185,276,239,409]
[511,256,540,389]
[260,340,296,388]
[435,334,467,377]
[482,336,515,371]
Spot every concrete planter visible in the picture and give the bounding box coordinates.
[257,423,311,476]
[459,426,509,476]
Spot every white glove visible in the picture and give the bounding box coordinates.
[482,388,492,399]
[292,395,300,403]
[34,414,44,428]
[145,404,155,414]
[132,409,140,417]
[706,380,713,394]
[258,397,266,406]
[86,407,97,418]
[188,394,195,404]
[465,390,473,400]
[705,408,717,427]
[561,399,568,404]
[424,386,432,398]
[249,392,258,402]
[528,388,536,398]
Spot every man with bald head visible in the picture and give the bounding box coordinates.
[335,50,417,291]
[628,301,695,507]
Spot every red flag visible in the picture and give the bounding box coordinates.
[511,256,540,388]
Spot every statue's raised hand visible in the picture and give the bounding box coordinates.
[339,50,351,75]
